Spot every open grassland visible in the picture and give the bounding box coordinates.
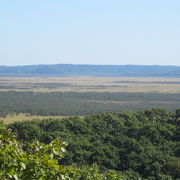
[0,113,67,124]
[1,76,180,93]
[0,77,180,124]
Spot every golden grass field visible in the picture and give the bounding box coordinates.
[0,76,180,93]
[0,113,68,124]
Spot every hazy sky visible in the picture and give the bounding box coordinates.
[0,0,180,66]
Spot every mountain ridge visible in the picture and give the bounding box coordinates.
[0,64,180,77]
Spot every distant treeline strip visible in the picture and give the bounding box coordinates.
[0,91,180,117]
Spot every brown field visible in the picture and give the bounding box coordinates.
[0,76,180,93]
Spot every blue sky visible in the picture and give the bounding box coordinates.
[0,0,180,66]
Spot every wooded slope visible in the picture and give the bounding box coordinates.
[1,64,180,77]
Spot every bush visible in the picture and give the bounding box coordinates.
[0,123,125,179]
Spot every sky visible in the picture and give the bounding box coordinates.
[0,0,180,66]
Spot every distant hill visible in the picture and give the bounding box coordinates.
[0,64,180,77]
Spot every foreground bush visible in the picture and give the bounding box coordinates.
[0,121,126,180]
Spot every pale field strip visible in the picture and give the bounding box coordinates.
[0,113,68,124]
[88,100,179,104]
[0,77,180,93]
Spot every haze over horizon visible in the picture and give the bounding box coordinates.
[0,63,180,67]
[1,0,180,66]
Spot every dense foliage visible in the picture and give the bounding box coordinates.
[0,91,180,117]
[0,121,126,179]
[0,64,180,77]
[9,108,180,179]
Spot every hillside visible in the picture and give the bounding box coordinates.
[0,64,180,77]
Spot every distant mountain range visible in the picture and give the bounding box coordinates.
[0,64,180,77]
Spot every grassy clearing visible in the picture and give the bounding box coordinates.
[1,113,67,124]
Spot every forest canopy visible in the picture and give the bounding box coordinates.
[7,108,180,180]
[0,91,180,118]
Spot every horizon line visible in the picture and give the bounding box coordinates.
[0,63,180,67]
